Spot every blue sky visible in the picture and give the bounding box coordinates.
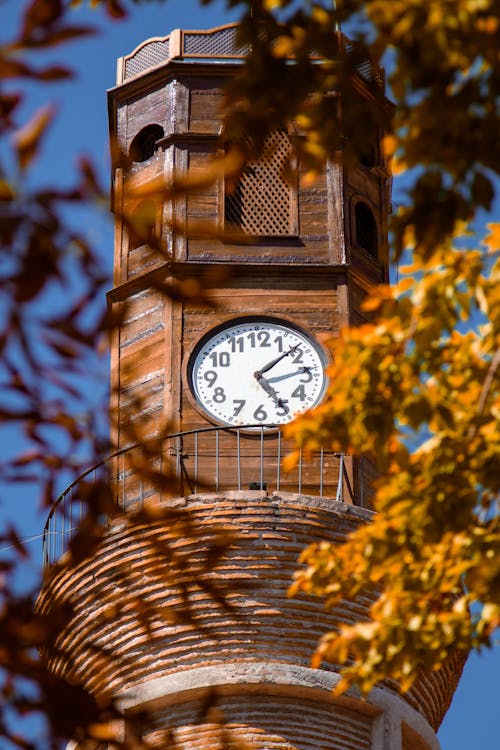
[0,1,498,748]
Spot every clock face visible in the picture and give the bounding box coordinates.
[188,318,327,427]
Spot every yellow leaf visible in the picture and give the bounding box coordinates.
[263,0,284,10]
[407,615,422,631]
[273,36,294,58]
[311,7,331,25]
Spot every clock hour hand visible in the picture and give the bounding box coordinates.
[254,372,281,403]
[254,344,299,378]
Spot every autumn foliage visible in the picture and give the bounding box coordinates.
[0,0,499,747]
[288,241,500,693]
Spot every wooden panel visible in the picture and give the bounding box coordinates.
[326,159,346,264]
[349,277,382,325]
[127,242,163,279]
[186,144,219,237]
[186,160,333,263]
[187,237,334,263]
[189,81,224,133]
[120,332,165,391]
[118,371,165,438]
[298,169,329,240]
[113,285,185,445]
[349,245,385,284]
[124,157,163,188]
[112,167,126,286]
[122,84,168,147]
[182,288,338,346]
[356,456,378,509]
[347,163,383,207]
[121,158,165,279]
[117,289,167,443]
[119,290,164,351]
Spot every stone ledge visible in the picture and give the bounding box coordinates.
[117,661,439,750]
[160,490,375,521]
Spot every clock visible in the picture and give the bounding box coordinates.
[187,317,327,427]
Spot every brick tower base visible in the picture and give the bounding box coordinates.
[39,492,464,749]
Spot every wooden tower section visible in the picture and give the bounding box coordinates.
[107,24,394,504]
[39,23,464,750]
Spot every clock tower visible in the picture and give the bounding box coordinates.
[107,23,391,502]
[40,23,464,750]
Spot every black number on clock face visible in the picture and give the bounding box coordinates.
[229,336,245,353]
[291,384,306,401]
[204,370,217,386]
[299,367,313,383]
[213,387,226,403]
[232,399,246,416]
[228,332,283,353]
[209,351,230,367]
[253,405,267,421]
[276,400,290,416]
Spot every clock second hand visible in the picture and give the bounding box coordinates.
[254,344,300,379]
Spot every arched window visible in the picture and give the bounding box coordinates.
[129,124,164,163]
[355,202,378,259]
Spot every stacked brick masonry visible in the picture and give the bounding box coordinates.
[39,492,464,742]
[141,691,374,750]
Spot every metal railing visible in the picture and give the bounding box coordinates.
[42,424,353,568]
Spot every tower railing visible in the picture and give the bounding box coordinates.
[42,424,353,569]
[119,23,384,89]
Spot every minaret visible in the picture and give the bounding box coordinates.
[40,24,463,750]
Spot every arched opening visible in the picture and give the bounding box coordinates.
[129,124,164,163]
[355,202,378,259]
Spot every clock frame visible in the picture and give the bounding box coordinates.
[184,315,328,429]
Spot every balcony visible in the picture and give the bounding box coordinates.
[42,424,353,568]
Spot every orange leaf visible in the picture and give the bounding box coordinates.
[103,0,127,19]
[381,134,398,160]
[13,104,55,171]
[484,223,500,254]
[0,178,15,201]
[22,0,63,41]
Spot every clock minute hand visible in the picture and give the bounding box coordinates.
[254,345,299,378]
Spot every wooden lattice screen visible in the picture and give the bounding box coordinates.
[225,131,295,236]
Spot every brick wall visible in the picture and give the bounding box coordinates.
[39,492,464,735]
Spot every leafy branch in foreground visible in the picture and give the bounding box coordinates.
[287,233,500,694]
[1,0,500,744]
